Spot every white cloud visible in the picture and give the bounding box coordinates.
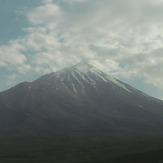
[0,41,27,69]
[27,2,62,25]
[0,0,163,90]
[6,74,18,86]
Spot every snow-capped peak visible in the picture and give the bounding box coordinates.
[48,62,131,93]
[70,62,94,72]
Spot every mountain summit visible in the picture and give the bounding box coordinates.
[0,63,163,162]
[35,62,131,95]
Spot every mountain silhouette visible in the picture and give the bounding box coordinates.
[0,63,163,163]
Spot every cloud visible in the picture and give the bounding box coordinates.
[0,41,27,70]
[27,1,62,25]
[6,74,18,86]
[0,0,163,90]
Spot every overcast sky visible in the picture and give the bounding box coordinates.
[0,0,163,99]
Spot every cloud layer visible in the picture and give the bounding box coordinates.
[0,0,163,89]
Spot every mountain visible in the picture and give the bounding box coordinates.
[0,62,163,163]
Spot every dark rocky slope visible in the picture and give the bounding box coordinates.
[0,63,163,162]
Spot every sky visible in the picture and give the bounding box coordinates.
[0,0,163,100]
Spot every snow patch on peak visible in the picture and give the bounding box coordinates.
[48,63,131,93]
[107,77,131,93]
[71,62,93,69]
[69,62,94,74]
[72,83,77,94]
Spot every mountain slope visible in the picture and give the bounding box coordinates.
[0,62,163,162]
